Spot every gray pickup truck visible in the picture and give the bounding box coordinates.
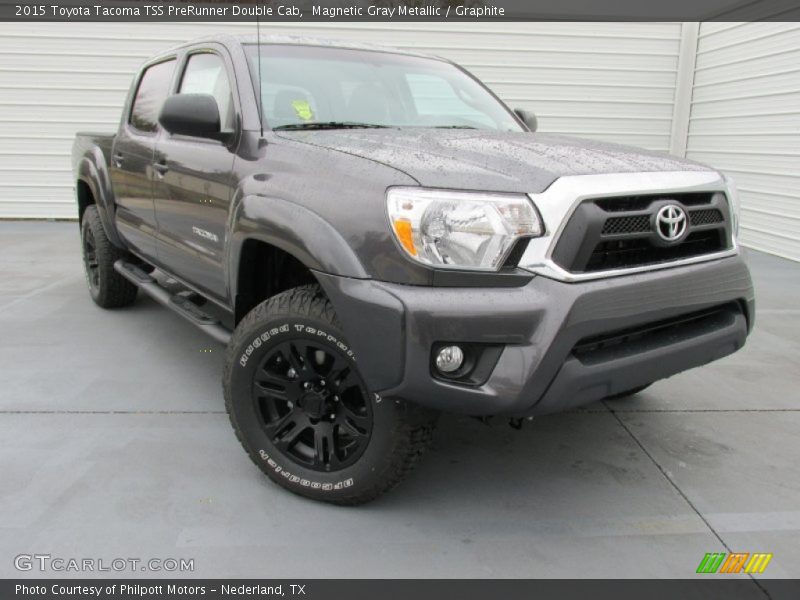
[72,34,754,504]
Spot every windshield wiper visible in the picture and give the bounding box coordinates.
[273,121,389,131]
[431,125,477,129]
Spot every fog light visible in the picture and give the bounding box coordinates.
[435,345,464,374]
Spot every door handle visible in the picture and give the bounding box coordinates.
[111,153,124,168]
[153,161,169,177]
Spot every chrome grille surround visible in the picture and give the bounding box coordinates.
[518,171,739,282]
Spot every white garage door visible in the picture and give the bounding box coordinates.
[686,23,800,262]
[0,22,682,219]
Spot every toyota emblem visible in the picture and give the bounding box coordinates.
[655,204,688,243]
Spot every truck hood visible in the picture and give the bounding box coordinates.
[277,129,713,193]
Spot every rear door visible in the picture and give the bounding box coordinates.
[152,48,238,303]
[110,58,176,262]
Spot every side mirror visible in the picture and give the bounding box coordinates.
[514,108,538,132]
[159,94,223,140]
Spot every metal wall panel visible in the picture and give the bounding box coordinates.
[0,22,682,218]
[686,22,800,261]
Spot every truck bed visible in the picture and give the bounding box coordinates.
[72,132,115,173]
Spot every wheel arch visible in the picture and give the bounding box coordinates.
[76,179,95,223]
[75,154,124,248]
[227,193,369,323]
[233,237,319,324]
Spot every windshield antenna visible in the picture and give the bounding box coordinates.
[256,14,264,137]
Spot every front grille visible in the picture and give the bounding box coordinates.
[690,208,724,226]
[551,191,732,273]
[600,208,725,237]
[601,215,651,235]
[585,230,725,272]
[573,303,740,365]
[594,192,714,212]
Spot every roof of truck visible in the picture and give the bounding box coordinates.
[165,33,442,61]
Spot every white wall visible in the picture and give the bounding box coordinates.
[1,21,798,262]
[686,22,800,262]
[0,22,683,218]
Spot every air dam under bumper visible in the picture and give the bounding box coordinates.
[315,254,754,417]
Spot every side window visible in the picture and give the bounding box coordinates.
[179,53,235,131]
[130,59,176,133]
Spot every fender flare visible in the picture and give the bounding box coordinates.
[76,152,124,248]
[226,191,369,297]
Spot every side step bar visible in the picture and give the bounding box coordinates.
[114,260,231,345]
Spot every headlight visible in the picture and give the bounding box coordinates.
[387,187,543,270]
[722,173,741,238]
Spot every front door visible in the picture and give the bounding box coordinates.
[152,49,238,303]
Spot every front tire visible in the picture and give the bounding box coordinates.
[224,285,437,505]
[80,205,138,309]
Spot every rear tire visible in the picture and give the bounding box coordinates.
[80,205,138,309]
[224,284,437,505]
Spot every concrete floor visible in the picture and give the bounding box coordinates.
[0,221,798,580]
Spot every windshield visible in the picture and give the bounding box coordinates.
[244,44,523,132]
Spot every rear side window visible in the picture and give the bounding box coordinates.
[129,59,176,133]
[179,53,235,131]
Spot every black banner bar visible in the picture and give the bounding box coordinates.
[5,579,800,600]
[1,0,800,22]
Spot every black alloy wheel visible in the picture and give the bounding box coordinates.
[225,285,438,504]
[82,224,100,293]
[79,205,138,308]
[253,339,373,472]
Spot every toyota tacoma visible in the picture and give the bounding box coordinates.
[72,35,754,504]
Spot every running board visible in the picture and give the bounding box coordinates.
[114,260,231,345]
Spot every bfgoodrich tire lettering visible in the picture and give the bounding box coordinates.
[223,285,437,505]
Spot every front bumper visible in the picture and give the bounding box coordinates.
[316,254,754,417]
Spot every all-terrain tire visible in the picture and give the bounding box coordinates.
[80,205,138,308]
[224,284,437,505]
